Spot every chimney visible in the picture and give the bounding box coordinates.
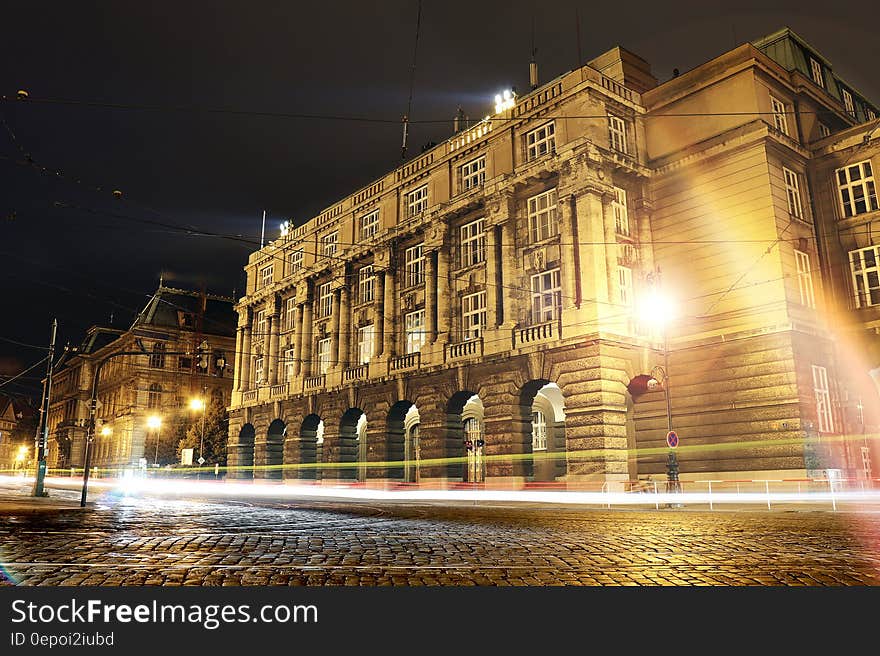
[530,58,539,90]
[453,105,468,133]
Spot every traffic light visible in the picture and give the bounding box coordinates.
[196,340,209,369]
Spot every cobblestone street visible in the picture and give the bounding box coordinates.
[2,491,880,586]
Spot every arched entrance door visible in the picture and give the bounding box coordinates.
[263,419,285,480]
[235,424,255,479]
[299,414,323,480]
[387,401,421,483]
[339,408,366,481]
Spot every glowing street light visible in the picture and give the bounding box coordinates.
[190,394,208,469]
[100,426,112,437]
[147,415,162,466]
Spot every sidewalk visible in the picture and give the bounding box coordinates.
[0,484,92,513]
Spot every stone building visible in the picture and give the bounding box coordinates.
[48,285,236,470]
[228,27,879,485]
[0,394,37,473]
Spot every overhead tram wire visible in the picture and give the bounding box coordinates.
[0,357,48,390]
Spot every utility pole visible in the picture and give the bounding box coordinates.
[32,318,57,497]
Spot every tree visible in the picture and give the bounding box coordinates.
[176,396,228,466]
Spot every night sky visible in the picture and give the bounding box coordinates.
[1,0,878,396]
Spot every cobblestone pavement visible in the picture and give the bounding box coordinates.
[2,493,879,586]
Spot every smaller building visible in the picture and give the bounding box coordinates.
[0,394,37,473]
[47,285,236,471]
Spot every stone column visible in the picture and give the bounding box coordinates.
[382,266,396,356]
[576,190,612,327]
[300,291,314,378]
[339,285,351,368]
[292,304,302,377]
[436,246,450,342]
[330,288,341,368]
[497,222,513,326]
[240,316,252,391]
[233,325,244,391]
[374,271,385,358]
[558,193,579,312]
[485,224,499,328]
[425,250,437,341]
[267,298,280,385]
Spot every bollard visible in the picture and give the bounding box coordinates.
[653,481,659,510]
[765,480,771,511]
[708,481,713,511]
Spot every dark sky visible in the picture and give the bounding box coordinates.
[1,0,878,396]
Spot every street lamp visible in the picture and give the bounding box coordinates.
[189,394,207,470]
[147,415,162,466]
[638,282,680,494]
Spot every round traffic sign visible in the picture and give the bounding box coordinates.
[666,431,679,448]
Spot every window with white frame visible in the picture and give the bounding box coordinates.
[608,114,628,154]
[812,364,834,433]
[612,187,629,236]
[460,218,486,268]
[288,249,303,275]
[406,185,429,217]
[782,167,804,219]
[794,250,816,308]
[285,297,297,331]
[317,282,333,318]
[321,231,338,258]
[260,264,273,289]
[255,310,266,342]
[404,244,424,287]
[357,325,374,365]
[404,310,426,354]
[460,155,486,192]
[358,265,374,303]
[528,188,559,243]
[810,57,824,88]
[617,266,633,306]
[530,269,562,323]
[360,210,379,241]
[868,108,878,122]
[316,338,331,375]
[849,245,880,308]
[818,123,831,138]
[462,292,486,340]
[526,122,555,160]
[147,383,162,409]
[254,356,264,385]
[532,411,547,451]
[284,348,296,382]
[842,89,855,117]
[836,160,878,217]
[770,96,789,135]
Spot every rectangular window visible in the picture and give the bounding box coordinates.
[770,96,789,135]
[321,231,338,258]
[526,122,555,161]
[318,282,333,318]
[812,364,834,433]
[530,269,562,323]
[794,250,816,308]
[284,348,296,382]
[612,187,629,236]
[810,57,824,88]
[849,245,880,308]
[528,188,559,243]
[782,167,804,219]
[532,411,547,451]
[255,310,266,342]
[617,266,633,306]
[288,249,303,275]
[260,264,273,289]
[317,338,331,375]
[406,185,429,217]
[608,114,628,154]
[836,160,878,217]
[404,310,427,354]
[358,265,375,303]
[462,292,486,340]
[405,244,425,287]
[460,218,486,268]
[818,123,831,138]
[868,108,878,122]
[285,297,297,331]
[460,155,486,192]
[360,210,380,241]
[357,325,374,365]
[842,89,855,117]
[254,356,264,385]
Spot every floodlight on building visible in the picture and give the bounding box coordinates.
[280,220,292,237]
[494,90,516,114]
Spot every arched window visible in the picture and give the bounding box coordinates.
[147,383,162,409]
[149,343,166,369]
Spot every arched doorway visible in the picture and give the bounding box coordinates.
[387,401,421,482]
[235,423,255,479]
[448,391,484,483]
[339,408,366,481]
[262,419,285,480]
[525,381,567,482]
[299,414,323,480]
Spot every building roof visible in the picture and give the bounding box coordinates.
[131,285,236,337]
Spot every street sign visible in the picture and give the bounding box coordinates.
[198,457,206,465]
[666,430,679,448]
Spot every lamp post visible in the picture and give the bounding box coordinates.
[189,394,207,476]
[148,415,162,466]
